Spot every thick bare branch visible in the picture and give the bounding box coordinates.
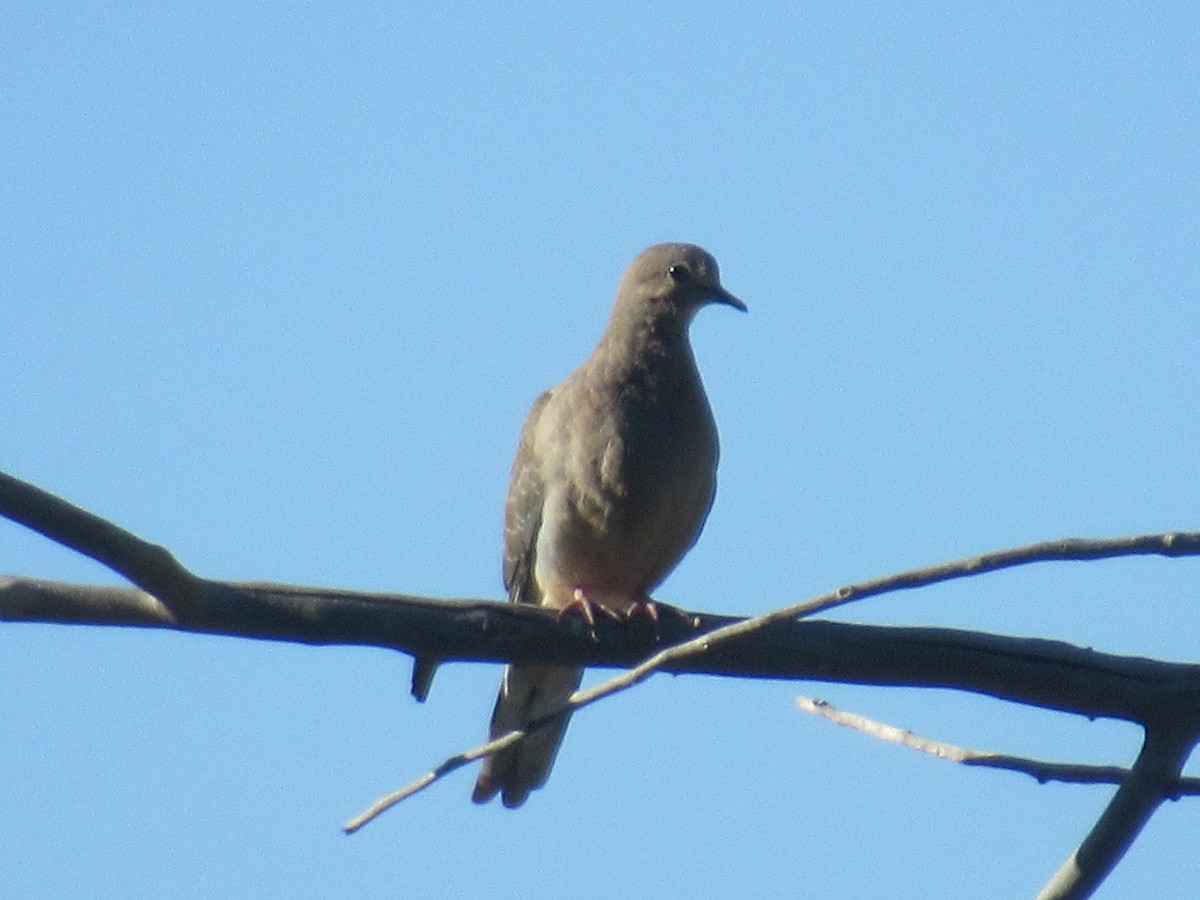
[0,471,203,620]
[6,575,1199,725]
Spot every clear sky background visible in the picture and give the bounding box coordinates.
[3,4,1198,898]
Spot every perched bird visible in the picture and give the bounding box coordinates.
[471,243,745,808]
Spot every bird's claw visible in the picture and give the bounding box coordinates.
[625,598,660,623]
[558,589,621,640]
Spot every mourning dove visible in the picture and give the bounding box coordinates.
[471,243,745,807]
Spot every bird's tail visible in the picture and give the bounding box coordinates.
[471,663,582,808]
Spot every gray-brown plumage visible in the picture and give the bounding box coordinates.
[471,243,745,808]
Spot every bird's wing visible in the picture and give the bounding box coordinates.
[502,388,552,605]
[477,387,575,808]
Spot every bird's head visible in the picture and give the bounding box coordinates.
[616,243,746,325]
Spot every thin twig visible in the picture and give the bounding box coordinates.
[343,731,526,833]
[795,695,1200,792]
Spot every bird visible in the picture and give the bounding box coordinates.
[471,242,745,808]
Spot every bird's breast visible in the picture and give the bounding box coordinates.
[533,361,719,608]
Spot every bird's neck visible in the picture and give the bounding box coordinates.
[595,310,697,389]
[604,307,691,362]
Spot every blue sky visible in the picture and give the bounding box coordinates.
[3,4,1199,897]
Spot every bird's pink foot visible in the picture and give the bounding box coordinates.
[559,588,599,629]
[627,597,692,641]
[625,597,660,623]
[558,588,622,637]
[624,594,673,641]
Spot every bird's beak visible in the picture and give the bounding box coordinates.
[711,284,747,312]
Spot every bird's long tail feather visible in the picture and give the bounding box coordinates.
[471,663,582,808]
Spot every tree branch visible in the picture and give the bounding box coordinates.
[1037,724,1199,899]
[340,584,1200,830]
[4,468,1200,896]
[0,471,203,620]
[795,694,1200,792]
[6,575,1199,726]
[4,468,1198,639]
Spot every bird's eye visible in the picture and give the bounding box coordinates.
[668,264,692,284]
